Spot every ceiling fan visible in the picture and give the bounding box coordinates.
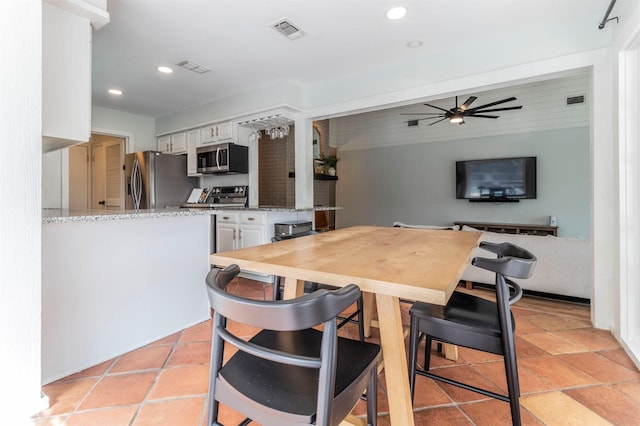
[401,95,522,126]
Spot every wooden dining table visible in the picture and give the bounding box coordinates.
[210,225,482,425]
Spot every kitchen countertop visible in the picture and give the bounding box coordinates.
[42,206,341,224]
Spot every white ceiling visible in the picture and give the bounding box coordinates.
[92,0,612,119]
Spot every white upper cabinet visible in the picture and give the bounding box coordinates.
[42,0,109,153]
[186,129,202,176]
[157,132,187,154]
[157,135,172,154]
[170,132,187,154]
[201,121,235,145]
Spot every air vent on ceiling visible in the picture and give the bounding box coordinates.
[566,94,586,106]
[176,60,210,74]
[272,19,305,40]
[407,120,419,127]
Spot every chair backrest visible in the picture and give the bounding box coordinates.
[205,266,360,331]
[205,264,366,425]
[472,241,537,311]
[472,241,537,279]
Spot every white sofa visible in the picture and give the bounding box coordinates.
[393,222,592,300]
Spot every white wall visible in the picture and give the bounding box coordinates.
[155,80,304,135]
[331,75,591,238]
[0,0,44,422]
[613,0,640,366]
[92,105,156,152]
[336,127,590,238]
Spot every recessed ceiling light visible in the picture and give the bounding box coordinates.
[157,66,173,74]
[108,89,122,95]
[387,6,407,20]
[406,40,423,48]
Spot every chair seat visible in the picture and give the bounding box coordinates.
[218,328,381,424]
[410,291,515,355]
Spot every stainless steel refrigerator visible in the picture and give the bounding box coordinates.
[125,151,198,209]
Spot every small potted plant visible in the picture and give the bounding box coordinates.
[322,155,339,176]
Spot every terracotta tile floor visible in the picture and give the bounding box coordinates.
[33,278,640,425]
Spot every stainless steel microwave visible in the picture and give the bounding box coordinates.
[196,143,248,174]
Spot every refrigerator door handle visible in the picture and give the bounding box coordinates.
[216,146,220,170]
[132,158,142,209]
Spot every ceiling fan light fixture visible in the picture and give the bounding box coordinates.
[449,114,464,124]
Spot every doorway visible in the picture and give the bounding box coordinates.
[69,133,125,210]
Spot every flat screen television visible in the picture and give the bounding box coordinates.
[456,156,537,201]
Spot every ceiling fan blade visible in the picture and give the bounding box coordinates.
[400,112,444,116]
[403,116,446,123]
[465,96,517,113]
[428,117,449,126]
[467,114,500,119]
[416,116,446,121]
[472,106,522,113]
[424,103,451,113]
[460,96,478,110]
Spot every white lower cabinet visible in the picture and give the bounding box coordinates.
[216,212,267,252]
[216,212,241,252]
[215,210,314,282]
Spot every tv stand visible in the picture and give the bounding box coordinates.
[454,221,558,237]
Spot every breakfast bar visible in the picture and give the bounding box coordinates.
[210,225,482,425]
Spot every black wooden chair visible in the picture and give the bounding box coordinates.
[205,264,381,426]
[408,241,536,426]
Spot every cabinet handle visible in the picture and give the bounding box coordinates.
[248,217,255,221]
[223,216,230,220]
[238,229,242,240]
[233,229,236,240]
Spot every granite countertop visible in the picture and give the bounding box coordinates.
[42,206,341,224]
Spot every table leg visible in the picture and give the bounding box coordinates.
[375,294,415,426]
[282,276,305,299]
[362,292,376,338]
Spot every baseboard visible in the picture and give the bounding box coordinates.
[461,281,590,306]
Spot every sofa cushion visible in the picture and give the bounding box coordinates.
[461,229,591,299]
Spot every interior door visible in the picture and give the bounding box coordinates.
[68,144,89,210]
[104,141,124,210]
[91,143,106,209]
[91,136,124,210]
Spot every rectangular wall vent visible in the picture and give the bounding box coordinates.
[177,60,210,74]
[566,94,586,106]
[273,19,305,40]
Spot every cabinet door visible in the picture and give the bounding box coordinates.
[186,129,201,176]
[157,135,172,153]
[216,224,238,253]
[240,225,264,249]
[216,121,234,141]
[201,125,218,145]
[170,132,187,154]
[42,3,92,144]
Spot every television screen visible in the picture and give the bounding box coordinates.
[456,157,537,201]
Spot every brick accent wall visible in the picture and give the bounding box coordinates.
[258,126,295,207]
